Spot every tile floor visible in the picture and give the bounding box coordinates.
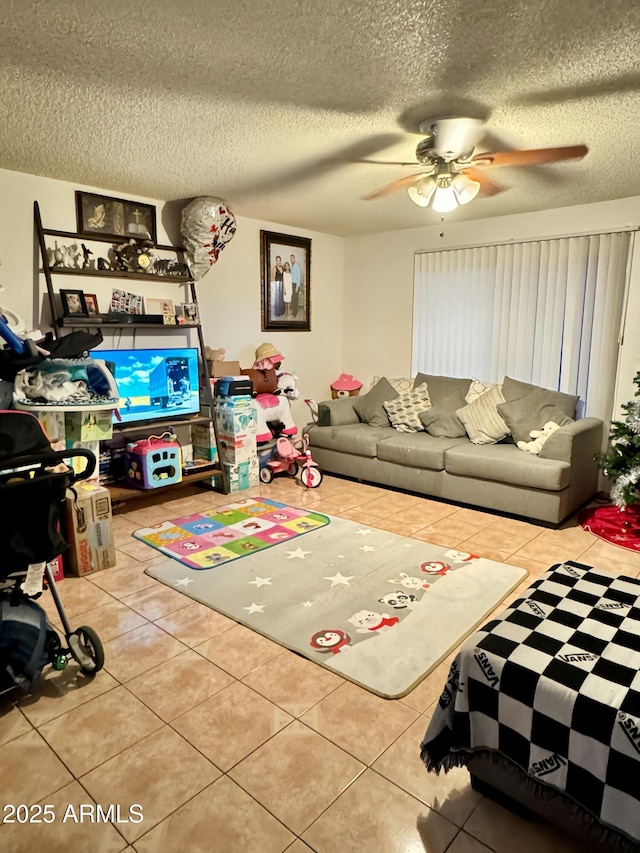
[2,476,639,852]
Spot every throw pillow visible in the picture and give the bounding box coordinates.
[456,385,510,445]
[419,388,467,438]
[466,379,497,404]
[353,377,399,427]
[501,375,579,419]
[383,383,431,433]
[497,391,574,444]
[369,376,413,395]
[413,373,472,404]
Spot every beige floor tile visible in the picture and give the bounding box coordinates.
[0,699,32,746]
[464,795,585,853]
[0,780,127,853]
[173,681,292,770]
[56,598,148,644]
[242,649,343,716]
[114,538,159,562]
[153,601,236,646]
[126,649,234,721]
[0,729,72,805]
[116,506,178,527]
[38,576,115,620]
[284,841,316,853]
[38,686,163,777]
[372,716,481,826]
[299,681,418,764]
[418,514,489,543]
[399,661,451,714]
[194,623,285,678]
[18,666,119,727]
[398,502,461,527]
[120,583,193,620]
[412,528,467,548]
[229,720,365,834]
[501,554,552,579]
[81,726,220,843]
[372,516,430,536]
[88,563,157,598]
[514,524,594,564]
[459,527,534,561]
[302,768,458,853]
[338,509,389,527]
[102,623,187,683]
[577,537,640,574]
[133,776,294,853]
[446,830,495,853]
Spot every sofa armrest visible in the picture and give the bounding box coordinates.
[316,398,360,427]
[539,417,603,464]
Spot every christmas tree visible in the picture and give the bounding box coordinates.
[596,369,640,507]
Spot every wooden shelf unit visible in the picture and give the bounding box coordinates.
[34,199,228,496]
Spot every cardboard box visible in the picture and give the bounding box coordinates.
[65,410,113,442]
[225,461,252,492]
[63,483,116,576]
[209,360,241,378]
[191,423,218,462]
[215,401,258,437]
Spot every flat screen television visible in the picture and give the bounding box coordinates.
[95,347,201,425]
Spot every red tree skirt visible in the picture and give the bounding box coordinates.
[577,503,640,553]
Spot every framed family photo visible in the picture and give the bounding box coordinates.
[75,191,157,243]
[260,230,311,331]
[60,288,88,317]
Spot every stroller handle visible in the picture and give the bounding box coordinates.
[6,448,96,483]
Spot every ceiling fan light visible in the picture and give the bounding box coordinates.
[452,173,481,205]
[408,179,436,207]
[431,184,458,213]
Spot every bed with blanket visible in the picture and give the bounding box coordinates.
[420,561,640,851]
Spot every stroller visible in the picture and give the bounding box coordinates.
[0,409,104,694]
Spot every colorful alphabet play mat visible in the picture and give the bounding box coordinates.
[139,497,528,698]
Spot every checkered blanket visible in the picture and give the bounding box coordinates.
[421,561,640,844]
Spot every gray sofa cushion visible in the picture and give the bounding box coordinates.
[317,397,360,427]
[419,388,467,437]
[444,442,571,491]
[353,377,398,427]
[414,373,471,403]
[497,391,574,444]
[376,432,469,471]
[501,376,579,419]
[309,424,396,457]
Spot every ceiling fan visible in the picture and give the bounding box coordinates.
[362,117,588,213]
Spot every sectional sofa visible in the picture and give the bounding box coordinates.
[306,373,603,525]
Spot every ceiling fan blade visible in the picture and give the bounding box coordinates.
[472,145,588,168]
[354,159,419,167]
[460,167,503,197]
[362,172,430,201]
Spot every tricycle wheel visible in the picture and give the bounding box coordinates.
[260,466,273,484]
[301,467,323,489]
[287,462,299,477]
[68,626,104,674]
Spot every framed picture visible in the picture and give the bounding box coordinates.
[260,230,311,331]
[84,293,100,316]
[181,303,199,324]
[110,289,144,314]
[60,288,88,317]
[144,297,175,316]
[75,191,157,243]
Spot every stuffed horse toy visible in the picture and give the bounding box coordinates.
[241,367,299,443]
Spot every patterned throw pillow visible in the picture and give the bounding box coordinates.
[383,383,431,432]
[369,376,414,396]
[456,385,510,444]
[465,379,496,404]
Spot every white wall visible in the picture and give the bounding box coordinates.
[0,168,345,427]
[343,197,640,416]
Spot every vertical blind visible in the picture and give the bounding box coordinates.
[412,231,633,423]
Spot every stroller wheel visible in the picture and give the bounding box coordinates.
[287,462,299,477]
[301,467,323,489]
[259,466,273,484]
[68,626,104,674]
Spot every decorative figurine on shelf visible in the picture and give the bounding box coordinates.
[81,243,93,269]
[111,239,155,273]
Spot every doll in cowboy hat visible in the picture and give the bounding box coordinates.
[241,343,297,442]
[253,342,284,371]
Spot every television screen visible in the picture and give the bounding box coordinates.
[96,348,201,425]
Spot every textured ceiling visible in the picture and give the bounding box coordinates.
[1,0,639,236]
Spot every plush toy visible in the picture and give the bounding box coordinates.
[331,373,362,399]
[517,421,561,455]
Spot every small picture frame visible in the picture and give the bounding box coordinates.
[144,297,174,316]
[260,230,311,331]
[110,288,144,314]
[75,191,157,243]
[60,288,88,317]
[84,293,100,316]
[181,303,199,324]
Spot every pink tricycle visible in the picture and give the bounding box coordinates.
[258,434,323,488]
